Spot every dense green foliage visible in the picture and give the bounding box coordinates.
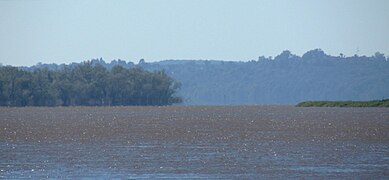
[0,62,182,106]
[20,49,389,105]
[296,99,389,107]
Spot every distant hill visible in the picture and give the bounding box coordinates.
[22,49,389,105]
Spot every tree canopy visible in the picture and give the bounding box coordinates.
[0,62,182,106]
[4,49,389,105]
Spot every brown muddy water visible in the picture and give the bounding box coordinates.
[0,106,388,179]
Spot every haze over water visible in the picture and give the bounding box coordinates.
[1,1,389,179]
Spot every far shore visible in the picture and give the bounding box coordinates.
[296,99,389,107]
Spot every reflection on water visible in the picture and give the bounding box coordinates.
[1,141,388,179]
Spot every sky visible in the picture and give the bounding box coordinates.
[0,0,389,66]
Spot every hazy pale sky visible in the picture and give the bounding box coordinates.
[1,0,388,66]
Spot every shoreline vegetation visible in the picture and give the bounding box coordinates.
[18,49,389,105]
[1,49,388,106]
[0,62,182,107]
[296,99,389,107]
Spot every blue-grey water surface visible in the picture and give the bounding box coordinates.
[0,106,388,179]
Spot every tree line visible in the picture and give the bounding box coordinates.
[0,62,182,106]
[137,49,388,105]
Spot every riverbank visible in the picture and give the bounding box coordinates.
[296,99,389,107]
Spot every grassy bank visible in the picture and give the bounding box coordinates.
[296,99,389,107]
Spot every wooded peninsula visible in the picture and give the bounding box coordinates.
[0,62,182,106]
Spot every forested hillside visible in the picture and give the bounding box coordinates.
[19,49,389,105]
[0,62,182,106]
